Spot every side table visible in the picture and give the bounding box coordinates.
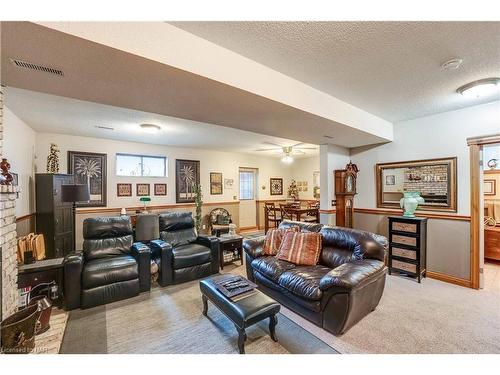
[18,257,64,306]
[218,235,244,270]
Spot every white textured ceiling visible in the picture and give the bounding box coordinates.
[5,87,318,159]
[171,21,500,122]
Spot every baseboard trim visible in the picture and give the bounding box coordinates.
[239,226,259,233]
[426,271,471,288]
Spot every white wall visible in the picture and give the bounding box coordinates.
[35,132,294,209]
[351,100,500,215]
[3,106,36,217]
[319,144,351,224]
[290,155,319,200]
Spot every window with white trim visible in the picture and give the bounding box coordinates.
[116,153,167,177]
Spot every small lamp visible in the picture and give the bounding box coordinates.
[61,184,90,250]
[139,196,151,213]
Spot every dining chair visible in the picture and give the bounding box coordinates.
[264,202,281,233]
[279,203,294,221]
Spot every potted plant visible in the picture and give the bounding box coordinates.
[192,183,203,233]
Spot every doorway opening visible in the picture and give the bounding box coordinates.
[482,143,500,292]
[239,167,259,231]
[468,134,500,290]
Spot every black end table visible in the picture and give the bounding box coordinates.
[218,235,243,270]
[18,257,64,306]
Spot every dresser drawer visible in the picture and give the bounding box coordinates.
[392,222,418,233]
[391,259,417,274]
[392,234,417,247]
[392,247,417,260]
[221,240,241,251]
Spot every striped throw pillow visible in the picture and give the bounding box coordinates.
[263,227,300,256]
[277,231,322,266]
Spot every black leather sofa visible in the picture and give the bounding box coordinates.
[149,211,219,286]
[243,220,388,335]
[64,216,151,310]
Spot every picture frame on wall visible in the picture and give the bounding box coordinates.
[68,151,107,207]
[154,183,167,196]
[175,159,200,203]
[136,183,150,197]
[484,179,496,196]
[270,178,283,196]
[210,172,223,195]
[385,175,395,186]
[117,183,132,197]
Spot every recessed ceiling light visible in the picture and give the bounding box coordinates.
[441,58,463,71]
[140,123,161,134]
[457,78,500,98]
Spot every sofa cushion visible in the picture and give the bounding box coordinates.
[83,255,138,289]
[263,227,300,256]
[277,232,322,266]
[251,256,296,283]
[278,265,331,301]
[172,243,211,270]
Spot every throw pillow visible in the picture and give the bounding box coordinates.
[263,227,300,256]
[277,231,322,266]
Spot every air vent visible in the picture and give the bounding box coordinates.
[95,125,114,131]
[10,58,64,76]
[323,135,334,139]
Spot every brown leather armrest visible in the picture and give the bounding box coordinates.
[242,236,266,258]
[319,259,386,293]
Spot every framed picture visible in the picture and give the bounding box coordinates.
[154,183,167,196]
[68,151,107,207]
[117,183,132,197]
[210,172,223,195]
[224,178,234,189]
[484,179,496,196]
[270,178,283,196]
[385,175,396,186]
[176,159,200,203]
[136,183,150,197]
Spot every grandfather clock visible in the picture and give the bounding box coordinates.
[334,162,359,228]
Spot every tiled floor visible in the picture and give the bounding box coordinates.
[484,260,500,293]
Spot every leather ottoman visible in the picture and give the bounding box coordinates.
[199,274,281,354]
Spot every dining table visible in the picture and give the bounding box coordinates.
[264,204,319,233]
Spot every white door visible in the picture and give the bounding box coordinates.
[239,168,257,229]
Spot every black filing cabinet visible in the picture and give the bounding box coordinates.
[388,216,427,283]
[36,173,75,259]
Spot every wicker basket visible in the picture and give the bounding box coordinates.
[1,304,41,354]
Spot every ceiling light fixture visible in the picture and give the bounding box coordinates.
[457,78,500,98]
[441,58,463,71]
[281,154,294,164]
[140,123,161,134]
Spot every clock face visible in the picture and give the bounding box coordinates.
[345,175,355,193]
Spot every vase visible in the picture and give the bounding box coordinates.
[400,192,425,217]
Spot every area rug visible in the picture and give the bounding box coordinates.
[60,278,336,354]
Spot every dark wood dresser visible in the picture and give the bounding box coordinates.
[485,226,500,261]
[388,216,428,283]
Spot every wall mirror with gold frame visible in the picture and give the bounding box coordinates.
[376,157,457,212]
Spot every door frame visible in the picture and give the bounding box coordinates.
[238,167,259,231]
[467,133,500,289]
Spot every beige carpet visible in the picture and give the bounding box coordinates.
[281,274,500,354]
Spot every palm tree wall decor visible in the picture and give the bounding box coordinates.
[68,151,107,207]
[175,159,200,203]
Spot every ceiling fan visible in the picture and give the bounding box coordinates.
[255,142,318,163]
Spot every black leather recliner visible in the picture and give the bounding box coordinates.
[64,216,151,310]
[149,211,219,286]
[243,220,388,335]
